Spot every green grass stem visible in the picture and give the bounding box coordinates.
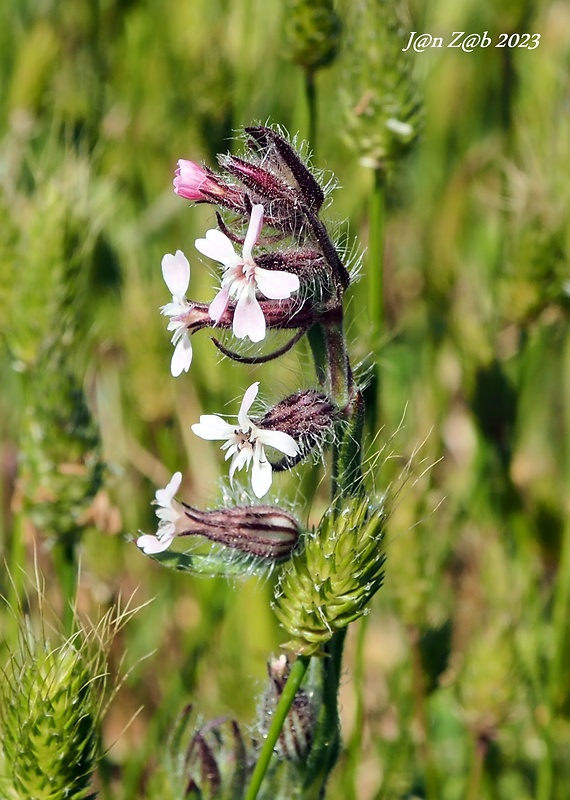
[244,654,311,800]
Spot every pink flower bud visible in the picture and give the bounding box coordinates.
[173,159,245,210]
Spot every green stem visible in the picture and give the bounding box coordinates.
[307,323,328,390]
[245,655,311,800]
[409,626,439,800]
[323,321,352,409]
[537,517,570,800]
[303,629,346,797]
[52,537,78,635]
[344,616,369,800]
[537,334,570,799]
[305,70,317,153]
[368,168,385,338]
[364,168,386,431]
[6,513,26,642]
[466,733,487,800]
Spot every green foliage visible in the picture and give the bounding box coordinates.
[0,0,569,798]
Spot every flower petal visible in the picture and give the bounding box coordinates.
[233,292,266,342]
[254,267,300,300]
[228,448,252,485]
[162,251,190,297]
[238,382,259,426]
[209,286,231,322]
[242,204,264,262]
[258,429,299,457]
[251,448,273,498]
[137,533,175,554]
[195,229,239,266]
[174,160,209,200]
[192,415,236,440]
[171,334,193,377]
[155,471,183,505]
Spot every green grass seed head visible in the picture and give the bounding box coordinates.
[273,495,386,656]
[0,636,105,800]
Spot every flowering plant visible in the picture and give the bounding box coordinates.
[136,126,387,799]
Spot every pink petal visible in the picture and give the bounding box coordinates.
[233,293,266,342]
[238,382,259,426]
[209,286,231,322]
[171,334,192,377]
[259,429,299,457]
[173,160,209,200]
[242,204,264,262]
[195,229,239,266]
[162,251,190,297]
[192,415,235,440]
[254,267,300,300]
[251,448,272,498]
[137,533,174,554]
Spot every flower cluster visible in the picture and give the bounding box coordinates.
[135,123,391,800]
[137,127,348,557]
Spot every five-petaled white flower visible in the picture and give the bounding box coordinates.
[191,382,299,498]
[137,472,186,554]
[195,204,300,343]
[161,250,193,377]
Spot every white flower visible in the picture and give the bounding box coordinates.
[195,204,300,343]
[136,472,186,554]
[191,382,299,498]
[161,250,193,377]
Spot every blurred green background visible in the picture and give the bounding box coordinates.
[0,0,569,797]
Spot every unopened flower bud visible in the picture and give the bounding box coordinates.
[174,159,245,212]
[217,153,306,235]
[258,390,337,471]
[221,155,291,204]
[138,474,301,561]
[180,505,301,560]
[166,706,249,800]
[273,497,386,655]
[258,655,315,762]
[245,126,325,213]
